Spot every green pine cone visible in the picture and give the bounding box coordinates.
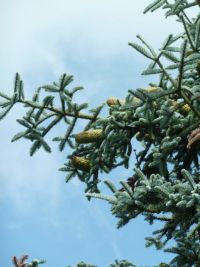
[75,129,104,144]
[71,156,91,171]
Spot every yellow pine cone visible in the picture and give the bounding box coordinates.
[180,104,191,115]
[71,156,91,171]
[106,97,125,106]
[75,129,104,144]
[172,101,191,115]
[106,96,140,106]
[145,87,159,92]
[107,88,158,107]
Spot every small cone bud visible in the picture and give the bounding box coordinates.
[107,96,140,107]
[180,104,191,115]
[145,87,159,92]
[106,97,125,106]
[71,156,90,171]
[75,129,103,144]
[172,101,191,115]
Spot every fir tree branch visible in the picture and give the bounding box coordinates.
[155,56,200,118]
[21,99,97,120]
[155,58,178,88]
[41,115,63,137]
[180,15,196,51]
[0,91,99,121]
[177,40,187,92]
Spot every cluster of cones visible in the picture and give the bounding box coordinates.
[71,87,192,172]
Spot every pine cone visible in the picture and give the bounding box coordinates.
[75,129,103,144]
[71,156,91,171]
[172,101,191,115]
[145,87,159,92]
[106,96,140,107]
[179,104,191,115]
[106,97,124,106]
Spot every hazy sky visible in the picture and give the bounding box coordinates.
[0,1,185,267]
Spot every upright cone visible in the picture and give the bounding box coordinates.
[71,156,91,171]
[75,129,103,144]
[145,87,159,92]
[106,97,125,106]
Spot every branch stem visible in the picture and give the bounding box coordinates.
[20,100,98,120]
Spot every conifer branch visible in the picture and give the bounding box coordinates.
[155,56,200,118]
[20,99,97,120]
[180,15,196,51]
[177,40,187,92]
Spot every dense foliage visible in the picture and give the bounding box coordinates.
[4,0,200,266]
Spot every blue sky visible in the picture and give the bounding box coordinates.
[0,1,186,267]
